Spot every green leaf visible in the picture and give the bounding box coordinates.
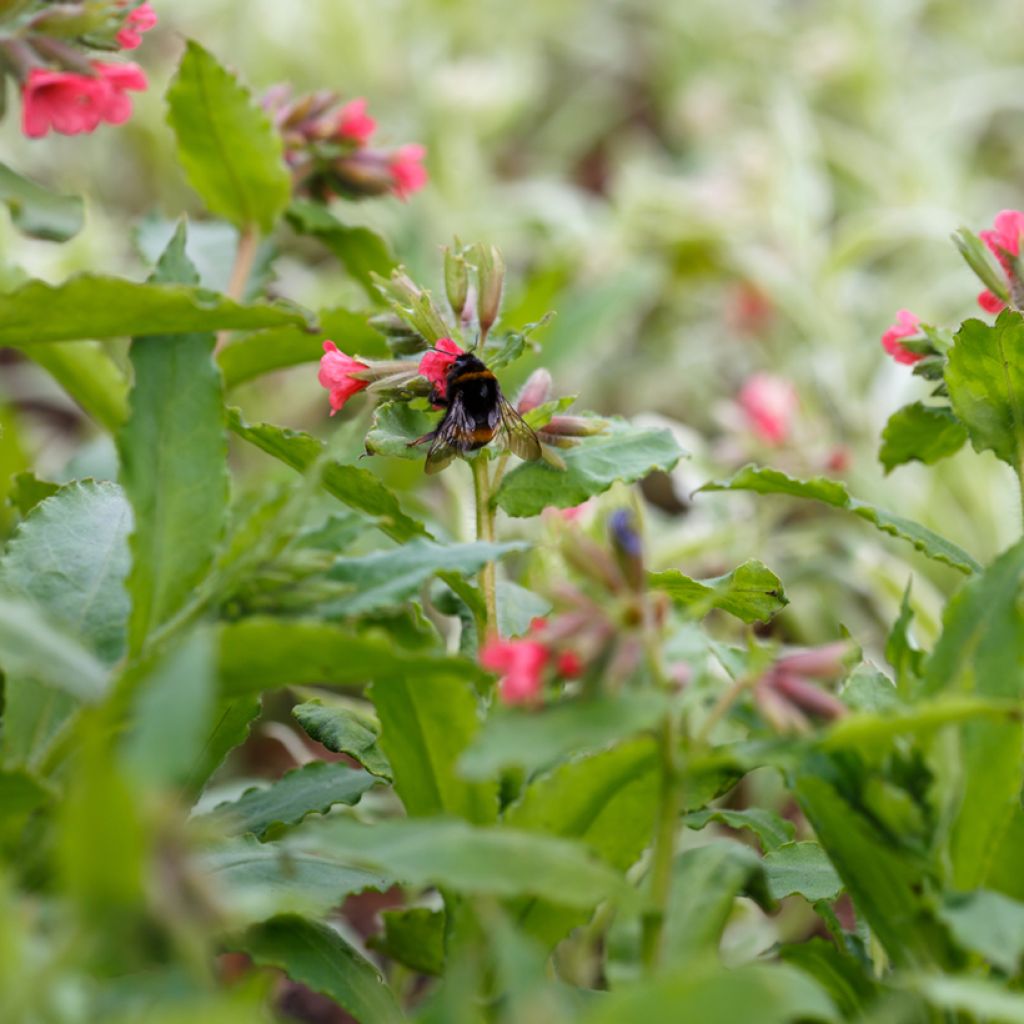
[120,630,216,790]
[287,201,396,300]
[459,693,673,780]
[0,161,83,241]
[937,889,1024,973]
[292,699,393,780]
[0,275,310,348]
[684,806,796,852]
[0,769,51,822]
[953,226,1010,302]
[166,41,290,232]
[217,617,485,698]
[370,674,497,824]
[946,311,1024,469]
[315,816,635,909]
[496,580,552,637]
[763,841,843,903]
[369,908,446,976]
[218,308,386,388]
[228,409,425,542]
[504,738,660,945]
[0,595,108,702]
[778,939,880,1019]
[650,559,787,623]
[581,960,837,1024]
[21,341,129,432]
[184,696,262,799]
[199,761,377,839]
[907,974,1024,1023]
[879,402,967,474]
[496,424,686,517]
[365,401,440,461]
[6,472,58,519]
[923,538,1024,889]
[699,464,980,574]
[119,227,229,655]
[325,539,527,616]
[200,835,391,924]
[0,481,131,664]
[236,915,404,1024]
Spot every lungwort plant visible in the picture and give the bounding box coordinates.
[4,13,1024,1024]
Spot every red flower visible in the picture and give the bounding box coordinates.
[738,373,797,444]
[389,144,428,200]
[337,98,376,145]
[417,337,463,399]
[318,340,369,414]
[480,637,549,706]
[978,289,1006,314]
[556,650,583,678]
[974,210,1024,313]
[116,2,158,49]
[21,62,147,138]
[880,309,925,365]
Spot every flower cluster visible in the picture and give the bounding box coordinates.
[480,619,584,706]
[262,87,427,203]
[753,642,851,733]
[977,209,1024,313]
[2,2,155,138]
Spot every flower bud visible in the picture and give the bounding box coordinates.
[609,508,644,591]
[769,671,847,721]
[774,641,853,681]
[475,243,504,339]
[540,415,609,437]
[516,369,553,414]
[444,245,470,319]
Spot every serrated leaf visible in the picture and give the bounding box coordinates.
[0,161,83,241]
[699,464,980,574]
[218,308,386,388]
[650,559,787,623]
[365,401,439,460]
[763,841,843,903]
[287,201,396,300]
[370,674,497,824]
[199,761,377,839]
[879,402,967,473]
[325,539,527,616]
[22,341,129,431]
[235,915,404,1024]
[937,890,1024,973]
[6,472,58,518]
[0,480,131,663]
[166,41,290,232]
[0,275,310,348]
[119,227,229,655]
[217,617,485,698]
[369,908,446,976]
[496,424,686,517]
[684,806,796,852]
[228,409,425,542]
[200,835,391,924]
[315,816,635,909]
[293,700,392,780]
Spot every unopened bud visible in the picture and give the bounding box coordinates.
[516,369,553,413]
[540,415,609,437]
[755,682,811,734]
[444,246,470,318]
[609,509,644,591]
[775,641,853,682]
[475,244,504,338]
[769,671,847,721]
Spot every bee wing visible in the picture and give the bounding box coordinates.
[496,393,542,462]
[424,394,473,475]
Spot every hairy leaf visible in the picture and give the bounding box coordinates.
[878,402,967,473]
[763,842,843,903]
[937,890,1024,973]
[22,342,129,431]
[684,806,796,852]
[293,700,393,780]
[650,559,787,623]
[0,161,83,241]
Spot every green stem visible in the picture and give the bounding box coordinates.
[471,456,497,631]
[1017,464,1024,536]
[216,223,259,352]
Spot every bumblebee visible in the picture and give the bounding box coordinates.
[411,351,542,474]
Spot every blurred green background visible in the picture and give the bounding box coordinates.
[4,0,1023,655]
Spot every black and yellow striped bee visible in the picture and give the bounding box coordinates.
[411,351,542,474]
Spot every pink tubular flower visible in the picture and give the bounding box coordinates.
[975,210,1024,313]
[880,309,925,366]
[738,373,797,444]
[336,98,376,145]
[978,290,1006,314]
[116,3,158,49]
[318,340,370,414]
[20,62,147,138]
[417,337,463,399]
[480,637,549,706]
[389,144,428,200]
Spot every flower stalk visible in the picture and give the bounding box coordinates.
[471,456,498,631]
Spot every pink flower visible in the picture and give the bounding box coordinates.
[20,62,147,138]
[880,309,925,366]
[978,289,1006,314]
[417,337,463,399]
[556,650,583,678]
[116,3,158,49]
[480,637,549,706]
[336,98,376,145]
[980,209,1024,269]
[389,144,428,200]
[738,373,797,444]
[318,340,369,414]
